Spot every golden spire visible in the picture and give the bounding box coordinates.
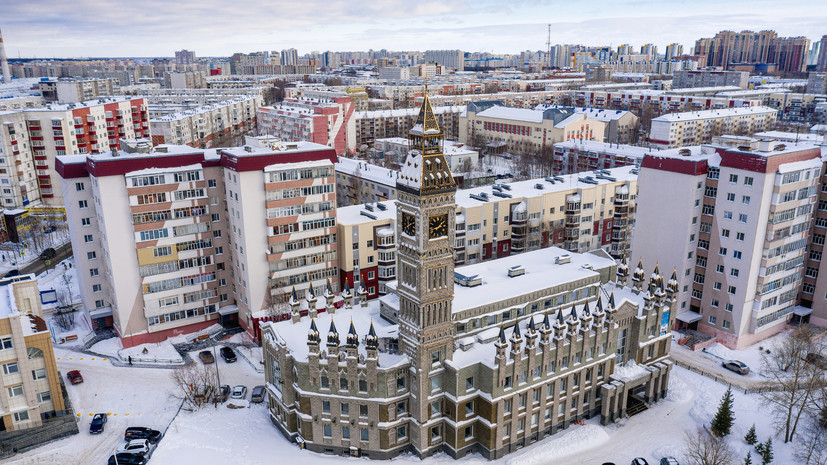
[413,77,440,135]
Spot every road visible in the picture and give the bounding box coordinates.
[19,242,73,276]
[669,342,775,390]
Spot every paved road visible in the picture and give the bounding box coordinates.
[18,242,73,276]
[669,342,775,390]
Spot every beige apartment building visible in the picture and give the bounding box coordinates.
[336,165,638,298]
[355,106,463,147]
[1,275,65,432]
[149,94,262,149]
[648,106,778,148]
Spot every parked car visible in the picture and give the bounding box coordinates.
[632,458,650,465]
[116,438,150,456]
[220,346,237,363]
[39,247,56,260]
[4,269,20,278]
[660,457,680,465]
[231,385,247,400]
[108,453,146,465]
[805,352,827,369]
[251,385,266,403]
[89,413,107,434]
[66,370,83,384]
[217,384,230,402]
[722,360,750,375]
[198,350,215,364]
[124,426,162,443]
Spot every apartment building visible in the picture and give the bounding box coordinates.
[552,140,650,174]
[354,106,463,147]
[149,95,262,149]
[336,165,638,298]
[695,30,809,73]
[55,140,337,347]
[424,49,465,70]
[648,106,778,148]
[632,140,822,348]
[0,275,65,432]
[38,77,120,103]
[256,94,356,155]
[0,97,149,207]
[459,103,608,154]
[574,90,761,116]
[536,106,640,145]
[672,70,749,90]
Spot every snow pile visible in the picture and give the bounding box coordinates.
[664,373,693,403]
[612,360,649,381]
[226,399,249,409]
[703,343,738,361]
[504,424,610,465]
[119,342,184,364]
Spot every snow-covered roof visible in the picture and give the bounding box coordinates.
[336,201,397,226]
[335,157,398,188]
[476,106,544,123]
[555,140,652,159]
[652,106,777,122]
[355,105,464,120]
[264,300,407,367]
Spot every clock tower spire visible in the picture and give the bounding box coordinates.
[396,92,457,450]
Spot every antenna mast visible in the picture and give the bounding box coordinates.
[546,24,552,70]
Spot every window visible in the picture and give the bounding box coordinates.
[342,426,350,439]
[726,193,735,202]
[361,428,369,441]
[723,211,733,220]
[84,234,94,243]
[323,424,332,437]
[719,247,727,256]
[738,214,748,223]
[37,391,51,403]
[727,285,737,294]
[503,399,512,414]
[78,200,88,209]
[2,362,19,375]
[466,377,474,391]
[465,401,474,416]
[716,265,725,273]
[397,425,407,440]
[87,251,96,260]
[709,315,717,325]
[81,217,91,226]
[725,304,733,312]
[13,411,29,422]
[714,282,722,290]
[89,268,99,277]
[1,337,12,350]
[503,424,511,439]
[341,402,349,416]
[75,182,85,191]
[736,232,745,241]
[430,376,441,392]
[733,251,742,259]
[92,284,102,293]
[340,378,348,390]
[519,393,526,408]
[360,404,368,417]
[742,196,750,205]
[397,376,405,390]
[730,269,739,278]
[721,229,730,238]
[722,320,731,330]
[7,385,23,397]
[711,299,719,307]
[323,401,330,413]
[32,368,46,380]
[744,176,753,186]
[729,174,738,183]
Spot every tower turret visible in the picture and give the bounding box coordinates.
[346,320,359,357]
[632,259,645,294]
[510,319,523,359]
[307,318,320,353]
[324,278,336,314]
[365,321,379,359]
[326,320,340,353]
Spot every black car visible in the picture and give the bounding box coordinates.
[39,247,56,260]
[124,426,162,443]
[108,453,146,465]
[90,413,107,434]
[220,346,237,363]
[3,269,20,278]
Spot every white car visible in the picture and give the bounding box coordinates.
[231,385,247,400]
[116,438,150,456]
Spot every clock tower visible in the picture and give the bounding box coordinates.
[396,91,457,450]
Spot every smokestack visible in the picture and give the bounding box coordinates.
[0,28,10,84]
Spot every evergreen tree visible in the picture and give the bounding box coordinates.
[744,452,752,465]
[758,438,773,465]
[745,424,757,445]
[711,387,736,437]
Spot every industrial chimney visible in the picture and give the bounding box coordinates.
[0,28,11,84]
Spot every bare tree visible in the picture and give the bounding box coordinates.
[760,325,826,443]
[170,363,219,409]
[794,418,827,465]
[52,274,77,331]
[683,427,736,465]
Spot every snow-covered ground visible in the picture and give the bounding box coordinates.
[7,350,802,465]
[701,330,790,378]
[89,338,184,364]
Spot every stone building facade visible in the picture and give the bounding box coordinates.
[262,96,675,460]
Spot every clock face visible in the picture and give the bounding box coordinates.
[402,213,416,236]
[429,214,448,239]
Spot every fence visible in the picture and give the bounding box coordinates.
[672,359,779,395]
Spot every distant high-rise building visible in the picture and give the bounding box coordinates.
[640,43,657,57]
[281,48,299,66]
[174,49,196,65]
[423,49,464,71]
[665,43,684,61]
[816,35,827,72]
[694,30,809,72]
[767,36,811,73]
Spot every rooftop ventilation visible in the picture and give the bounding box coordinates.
[507,265,525,277]
[555,254,572,265]
[678,148,691,156]
[454,272,483,287]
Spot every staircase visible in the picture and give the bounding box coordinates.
[680,329,715,350]
[626,395,649,417]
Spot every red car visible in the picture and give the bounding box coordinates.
[67,370,83,384]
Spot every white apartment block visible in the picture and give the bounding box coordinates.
[38,77,120,103]
[354,106,463,147]
[424,49,465,70]
[649,106,778,148]
[632,140,823,348]
[574,89,762,115]
[553,140,649,175]
[149,94,262,148]
[55,140,338,347]
[256,94,356,155]
[0,97,149,207]
[672,70,749,89]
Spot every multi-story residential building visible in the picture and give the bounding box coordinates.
[423,49,465,71]
[459,103,608,154]
[149,95,262,149]
[262,95,674,460]
[673,70,749,90]
[0,97,149,207]
[694,30,778,68]
[766,36,811,74]
[55,139,337,347]
[574,89,762,115]
[806,73,827,95]
[818,36,827,72]
[0,274,66,432]
[632,140,822,348]
[166,72,208,89]
[256,94,356,155]
[38,77,120,103]
[552,140,650,174]
[354,106,463,147]
[648,106,777,148]
[336,164,639,297]
[535,106,640,144]
[175,50,196,66]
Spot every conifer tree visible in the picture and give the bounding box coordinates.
[758,438,773,465]
[745,424,757,445]
[711,387,735,437]
[744,452,752,465]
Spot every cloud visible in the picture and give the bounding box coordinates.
[1,0,825,57]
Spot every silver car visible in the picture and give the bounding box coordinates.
[722,360,749,375]
[231,385,247,399]
[251,385,266,403]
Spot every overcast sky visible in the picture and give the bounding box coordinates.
[3,0,826,58]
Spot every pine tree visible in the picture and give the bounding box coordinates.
[758,438,773,465]
[711,387,735,437]
[745,424,757,445]
[744,452,752,465]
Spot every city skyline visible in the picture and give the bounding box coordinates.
[3,0,827,58]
